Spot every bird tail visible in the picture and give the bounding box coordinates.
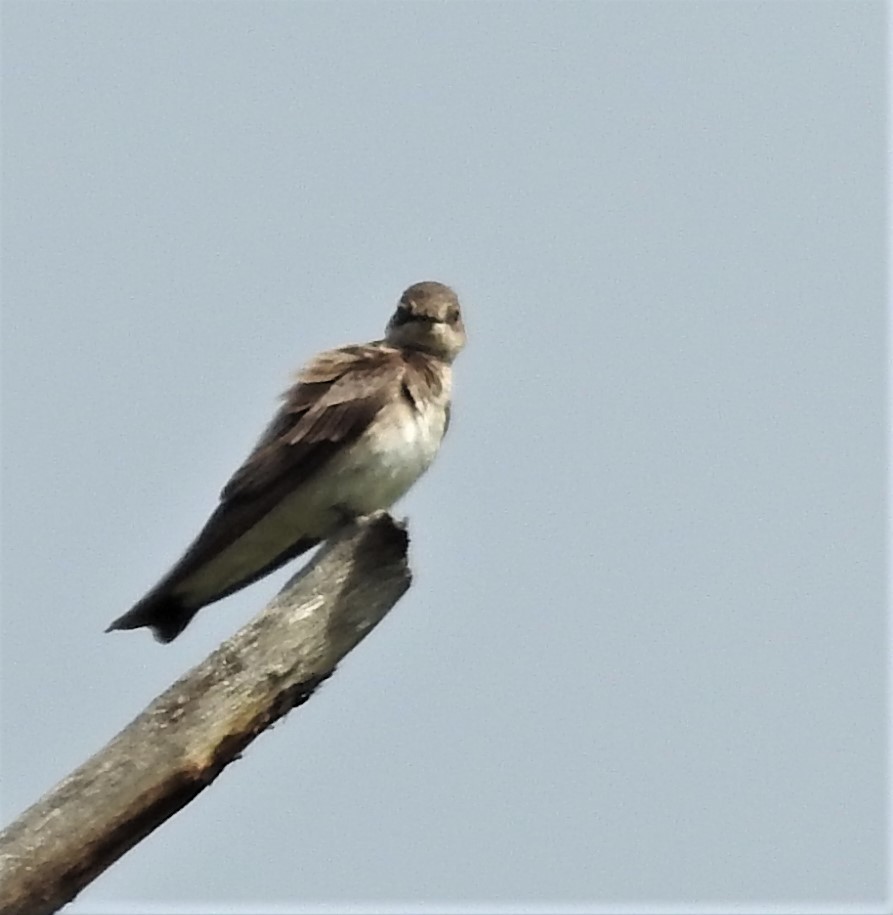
[106,591,198,643]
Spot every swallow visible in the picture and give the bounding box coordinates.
[107,280,466,642]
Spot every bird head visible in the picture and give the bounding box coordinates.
[386,281,466,363]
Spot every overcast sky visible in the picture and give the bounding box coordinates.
[1,3,887,914]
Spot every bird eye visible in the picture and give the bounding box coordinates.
[392,304,412,326]
[447,306,460,324]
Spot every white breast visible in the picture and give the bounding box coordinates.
[333,397,448,516]
[180,397,448,602]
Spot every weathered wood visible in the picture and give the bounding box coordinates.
[0,513,411,915]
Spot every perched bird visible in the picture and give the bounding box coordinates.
[107,281,466,642]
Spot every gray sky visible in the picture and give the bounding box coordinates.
[1,3,887,913]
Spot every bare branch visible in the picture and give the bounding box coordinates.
[0,513,411,915]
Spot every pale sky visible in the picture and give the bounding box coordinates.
[1,3,887,913]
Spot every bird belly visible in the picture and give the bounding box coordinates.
[332,399,447,515]
[176,489,332,602]
[176,400,446,603]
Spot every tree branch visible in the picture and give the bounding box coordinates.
[0,512,412,915]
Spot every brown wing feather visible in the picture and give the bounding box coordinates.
[221,343,400,501]
[123,343,404,608]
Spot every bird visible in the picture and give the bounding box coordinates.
[106,280,466,642]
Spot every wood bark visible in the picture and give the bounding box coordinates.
[0,513,411,915]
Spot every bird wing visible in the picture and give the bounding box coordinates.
[138,343,403,598]
[221,343,399,501]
